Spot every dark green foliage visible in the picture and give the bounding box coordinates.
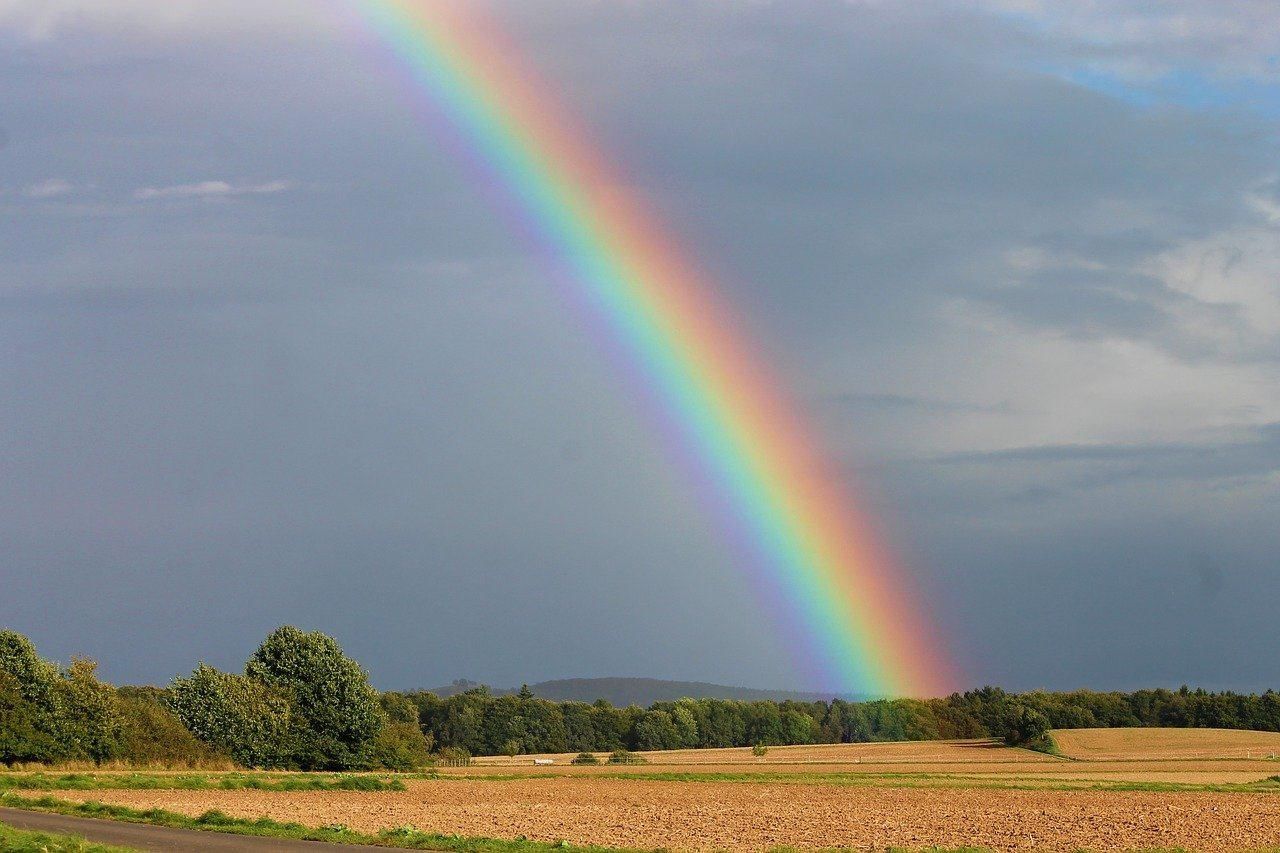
[570,751,600,764]
[245,626,384,770]
[608,749,647,764]
[1000,702,1051,747]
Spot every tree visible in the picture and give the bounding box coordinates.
[169,664,292,768]
[633,710,681,751]
[57,658,122,762]
[0,672,59,763]
[1001,702,1051,748]
[0,631,121,763]
[245,626,384,770]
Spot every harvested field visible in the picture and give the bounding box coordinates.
[17,730,1280,850]
[470,739,1048,767]
[1055,728,1280,761]
[53,781,1280,852]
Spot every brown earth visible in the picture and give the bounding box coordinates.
[54,781,1280,851]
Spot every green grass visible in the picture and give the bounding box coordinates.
[0,773,405,793]
[0,794,638,852]
[448,769,1280,794]
[0,822,136,852]
[8,768,1280,796]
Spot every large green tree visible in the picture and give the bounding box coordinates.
[168,664,291,768]
[245,626,384,769]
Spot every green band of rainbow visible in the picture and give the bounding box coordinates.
[356,0,956,697]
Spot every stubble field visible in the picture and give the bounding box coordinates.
[29,730,1280,851]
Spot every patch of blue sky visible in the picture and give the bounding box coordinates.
[1033,62,1280,118]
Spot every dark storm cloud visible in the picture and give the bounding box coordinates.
[1,1,1277,692]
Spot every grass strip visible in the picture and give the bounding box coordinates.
[0,773,405,793]
[445,770,1280,793]
[0,821,137,852]
[0,793,635,852]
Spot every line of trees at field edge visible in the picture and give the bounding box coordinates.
[3,626,1280,770]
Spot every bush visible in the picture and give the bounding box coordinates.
[752,743,768,757]
[607,749,647,765]
[570,751,600,765]
[370,722,434,771]
[115,687,230,767]
[435,746,471,766]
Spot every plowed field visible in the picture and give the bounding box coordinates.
[54,781,1280,851]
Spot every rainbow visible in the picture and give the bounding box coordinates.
[355,0,955,697]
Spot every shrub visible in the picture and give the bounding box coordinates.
[570,751,600,765]
[752,742,768,757]
[115,687,229,767]
[435,746,471,766]
[607,749,647,765]
[369,722,433,771]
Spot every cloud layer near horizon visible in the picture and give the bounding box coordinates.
[1,1,1277,693]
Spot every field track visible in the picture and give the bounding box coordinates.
[0,807,383,851]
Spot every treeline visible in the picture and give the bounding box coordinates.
[401,683,1280,756]
[4,626,1280,769]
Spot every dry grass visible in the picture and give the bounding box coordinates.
[1054,728,1280,761]
[470,738,1055,768]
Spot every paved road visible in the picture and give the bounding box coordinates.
[0,808,389,851]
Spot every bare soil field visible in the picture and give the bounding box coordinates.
[1055,728,1280,761]
[53,781,1280,851]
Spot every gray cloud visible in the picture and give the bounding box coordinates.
[0,1,1277,692]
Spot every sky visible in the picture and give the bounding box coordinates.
[2,0,1278,695]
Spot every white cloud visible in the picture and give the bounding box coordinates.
[982,0,1280,80]
[133,180,291,201]
[23,178,75,198]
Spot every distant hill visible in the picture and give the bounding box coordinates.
[421,677,861,706]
